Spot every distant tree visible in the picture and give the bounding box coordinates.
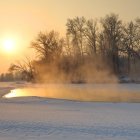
[9,57,35,81]
[0,73,5,81]
[0,72,14,81]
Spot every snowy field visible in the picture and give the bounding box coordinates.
[0,82,140,140]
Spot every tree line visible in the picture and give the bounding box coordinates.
[5,13,140,83]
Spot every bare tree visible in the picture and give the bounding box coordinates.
[121,19,140,75]
[84,19,98,55]
[66,17,86,58]
[9,57,35,81]
[135,18,140,51]
[8,14,140,83]
[122,21,136,73]
[101,13,123,75]
[31,30,64,63]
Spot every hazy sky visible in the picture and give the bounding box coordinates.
[0,0,140,73]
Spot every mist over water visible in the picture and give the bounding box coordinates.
[4,84,140,102]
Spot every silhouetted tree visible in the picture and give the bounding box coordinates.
[85,19,98,55]
[31,30,64,63]
[122,21,136,74]
[101,13,123,75]
[7,14,140,83]
[66,17,86,59]
[9,57,35,81]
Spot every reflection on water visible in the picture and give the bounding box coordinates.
[3,84,140,102]
[4,89,28,98]
[4,90,18,98]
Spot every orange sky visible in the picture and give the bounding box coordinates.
[0,0,140,73]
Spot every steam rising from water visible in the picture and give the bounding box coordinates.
[4,84,140,102]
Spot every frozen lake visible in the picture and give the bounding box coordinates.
[0,82,140,140]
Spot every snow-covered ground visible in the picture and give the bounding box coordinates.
[0,82,140,140]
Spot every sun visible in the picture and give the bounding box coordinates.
[2,38,16,53]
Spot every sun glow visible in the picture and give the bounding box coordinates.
[1,38,17,54]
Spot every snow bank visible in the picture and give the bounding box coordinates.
[0,96,140,140]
